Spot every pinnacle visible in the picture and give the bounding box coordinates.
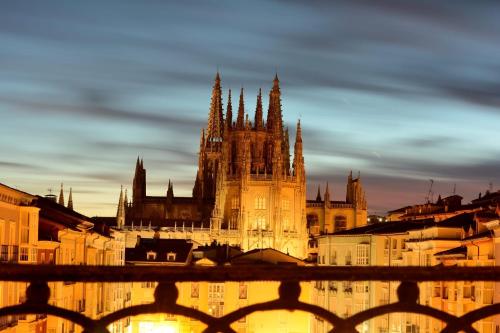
[58,183,64,206]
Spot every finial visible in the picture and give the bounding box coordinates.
[295,119,302,143]
[58,183,64,206]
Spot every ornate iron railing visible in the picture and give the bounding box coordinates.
[1,264,500,333]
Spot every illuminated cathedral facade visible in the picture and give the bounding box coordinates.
[119,73,367,258]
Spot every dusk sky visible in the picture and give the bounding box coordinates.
[1,1,500,216]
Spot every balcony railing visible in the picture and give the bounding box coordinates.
[1,264,500,332]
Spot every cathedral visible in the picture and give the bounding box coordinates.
[118,73,367,258]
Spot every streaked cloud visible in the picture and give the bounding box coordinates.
[1,0,499,215]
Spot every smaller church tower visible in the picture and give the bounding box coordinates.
[346,171,367,210]
[133,157,146,204]
[116,185,126,229]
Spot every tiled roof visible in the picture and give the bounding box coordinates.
[462,230,493,241]
[35,196,111,237]
[329,219,436,236]
[193,243,243,264]
[434,246,467,257]
[387,206,412,214]
[330,213,476,237]
[230,248,305,265]
[125,238,192,263]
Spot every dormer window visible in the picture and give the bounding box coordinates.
[147,251,157,261]
[167,252,177,262]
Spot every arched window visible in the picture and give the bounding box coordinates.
[334,215,347,231]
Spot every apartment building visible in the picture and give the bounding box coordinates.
[312,210,499,333]
[0,183,129,333]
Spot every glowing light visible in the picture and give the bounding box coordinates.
[139,321,179,333]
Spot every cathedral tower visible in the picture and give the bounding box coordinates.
[204,73,307,258]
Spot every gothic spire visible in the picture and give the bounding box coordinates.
[316,185,322,202]
[166,179,174,205]
[324,182,330,204]
[124,188,128,207]
[133,157,146,203]
[67,187,73,210]
[293,119,304,177]
[254,88,264,130]
[267,74,283,137]
[206,72,224,140]
[225,89,233,130]
[135,156,140,172]
[236,87,245,129]
[116,185,125,229]
[58,183,64,206]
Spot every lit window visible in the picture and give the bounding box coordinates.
[167,252,176,262]
[334,216,347,231]
[191,283,199,298]
[356,244,369,265]
[31,248,37,262]
[239,282,247,299]
[254,216,267,230]
[20,217,30,244]
[255,196,266,210]
[231,197,239,210]
[0,245,8,262]
[146,251,157,261]
[20,247,29,261]
[208,283,224,317]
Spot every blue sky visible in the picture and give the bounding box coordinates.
[1,1,500,216]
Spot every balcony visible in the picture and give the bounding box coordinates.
[1,264,500,332]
